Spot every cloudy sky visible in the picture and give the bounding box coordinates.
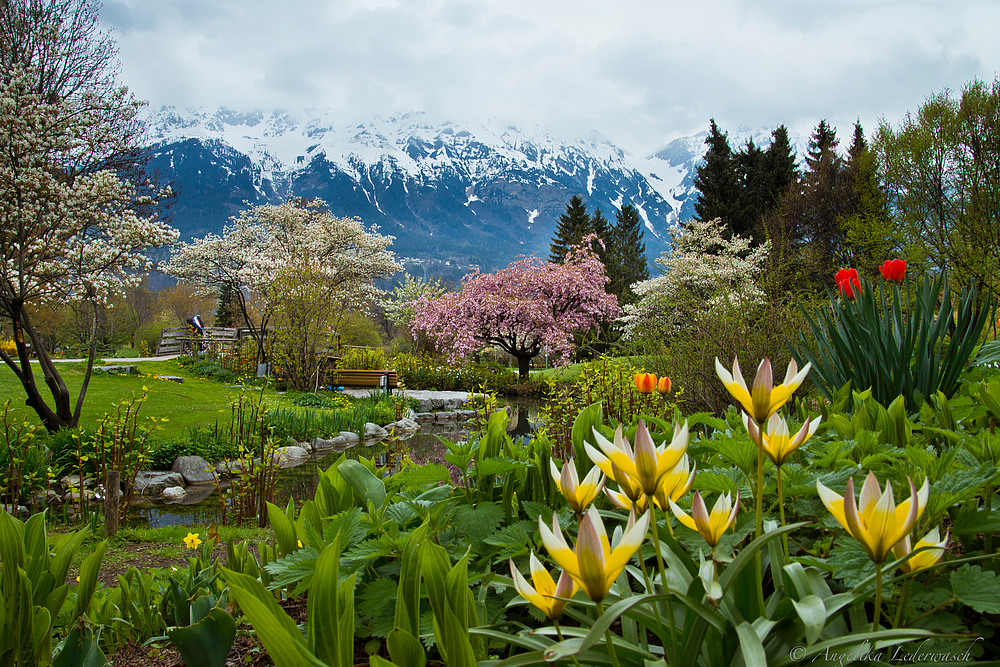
[100,0,999,154]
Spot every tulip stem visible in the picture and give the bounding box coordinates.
[596,601,621,667]
[649,506,678,653]
[872,563,883,633]
[754,438,766,615]
[776,465,789,560]
[893,577,913,628]
[635,547,657,650]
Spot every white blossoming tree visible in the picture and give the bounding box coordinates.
[0,7,177,431]
[165,199,401,388]
[621,217,769,340]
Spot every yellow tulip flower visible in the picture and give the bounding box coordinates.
[669,492,739,548]
[650,454,696,511]
[715,357,811,423]
[632,420,689,497]
[892,527,949,573]
[538,506,650,602]
[604,485,649,513]
[585,438,644,504]
[817,472,929,563]
[550,458,605,513]
[743,413,821,466]
[509,552,578,619]
[183,532,201,549]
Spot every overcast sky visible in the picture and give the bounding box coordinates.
[100,0,1000,154]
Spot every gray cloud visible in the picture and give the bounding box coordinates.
[101,0,1000,153]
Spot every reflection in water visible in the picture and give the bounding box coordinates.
[134,401,541,527]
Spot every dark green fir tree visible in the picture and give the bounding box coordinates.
[549,195,592,263]
[608,203,649,304]
[693,119,740,228]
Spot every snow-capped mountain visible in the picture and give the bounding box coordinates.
[141,107,796,274]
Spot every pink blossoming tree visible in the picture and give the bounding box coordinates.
[412,240,620,380]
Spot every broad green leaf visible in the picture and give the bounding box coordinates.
[339,459,387,508]
[950,564,1000,614]
[734,621,767,667]
[167,608,237,667]
[571,402,603,474]
[267,502,299,556]
[387,628,426,667]
[72,540,106,620]
[452,502,503,543]
[791,595,826,645]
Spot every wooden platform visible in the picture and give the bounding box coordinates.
[327,369,398,389]
[155,327,242,356]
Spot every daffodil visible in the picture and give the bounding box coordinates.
[183,532,201,549]
[743,413,821,466]
[893,527,948,573]
[550,458,605,513]
[509,552,578,619]
[715,357,811,423]
[816,472,929,564]
[539,505,650,602]
[669,492,739,548]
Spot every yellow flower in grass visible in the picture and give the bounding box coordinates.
[715,357,811,423]
[742,413,821,466]
[669,491,739,548]
[893,527,949,573]
[183,532,201,549]
[817,472,929,564]
[539,505,650,602]
[549,458,605,513]
[509,552,578,619]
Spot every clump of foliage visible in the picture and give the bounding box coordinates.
[393,352,521,394]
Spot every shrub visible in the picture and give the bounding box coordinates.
[337,346,387,370]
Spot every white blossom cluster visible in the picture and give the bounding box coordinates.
[381,273,446,328]
[621,218,770,339]
[165,199,401,320]
[1,66,178,309]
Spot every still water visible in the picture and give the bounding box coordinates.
[132,401,539,527]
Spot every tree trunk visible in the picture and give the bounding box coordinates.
[517,354,531,381]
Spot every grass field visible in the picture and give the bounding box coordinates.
[0,359,286,441]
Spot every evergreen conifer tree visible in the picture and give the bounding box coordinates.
[549,195,592,263]
[842,121,895,273]
[733,138,767,240]
[215,282,239,328]
[762,125,799,203]
[693,119,740,228]
[607,204,649,304]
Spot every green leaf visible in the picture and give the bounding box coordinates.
[791,595,826,645]
[734,621,767,667]
[950,564,1000,614]
[167,608,237,667]
[222,568,326,667]
[393,464,452,487]
[387,628,426,667]
[339,459,387,508]
[51,624,106,667]
[571,402,603,474]
[452,502,503,543]
[474,458,531,477]
[72,540,106,620]
[973,340,1000,367]
[267,502,299,556]
[263,547,320,590]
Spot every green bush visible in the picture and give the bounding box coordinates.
[393,352,518,393]
[337,346,387,370]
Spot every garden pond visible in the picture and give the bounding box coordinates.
[131,398,540,527]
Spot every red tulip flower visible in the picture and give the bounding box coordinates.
[879,259,906,282]
[635,372,657,394]
[835,268,861,299]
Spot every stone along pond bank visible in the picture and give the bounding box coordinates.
[105,390,483,508]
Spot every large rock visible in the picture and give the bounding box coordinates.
[363,423,388,440]
[133,471,185,496]
[390,417,420,432]
[274,446,310,468]
[162,486,186,502]
[312,435,349,451]
[339,431,361,444]
[215,459,244,476]
[171,456,215,484]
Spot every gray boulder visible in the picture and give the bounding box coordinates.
[339,431,361,444]
[363,422,388,440]
[274,446,310,468]
[171,456,215,484]
[162,486,186,502]
[133,471,185,496]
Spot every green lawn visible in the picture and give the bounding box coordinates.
[0,359,287,441]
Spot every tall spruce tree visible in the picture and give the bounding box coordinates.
[762,125,799,203]
[733,138,767,240]
[607,204,649,304]
[549,195,592,263]
[842,121,894,273]
[693,119,740,228]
